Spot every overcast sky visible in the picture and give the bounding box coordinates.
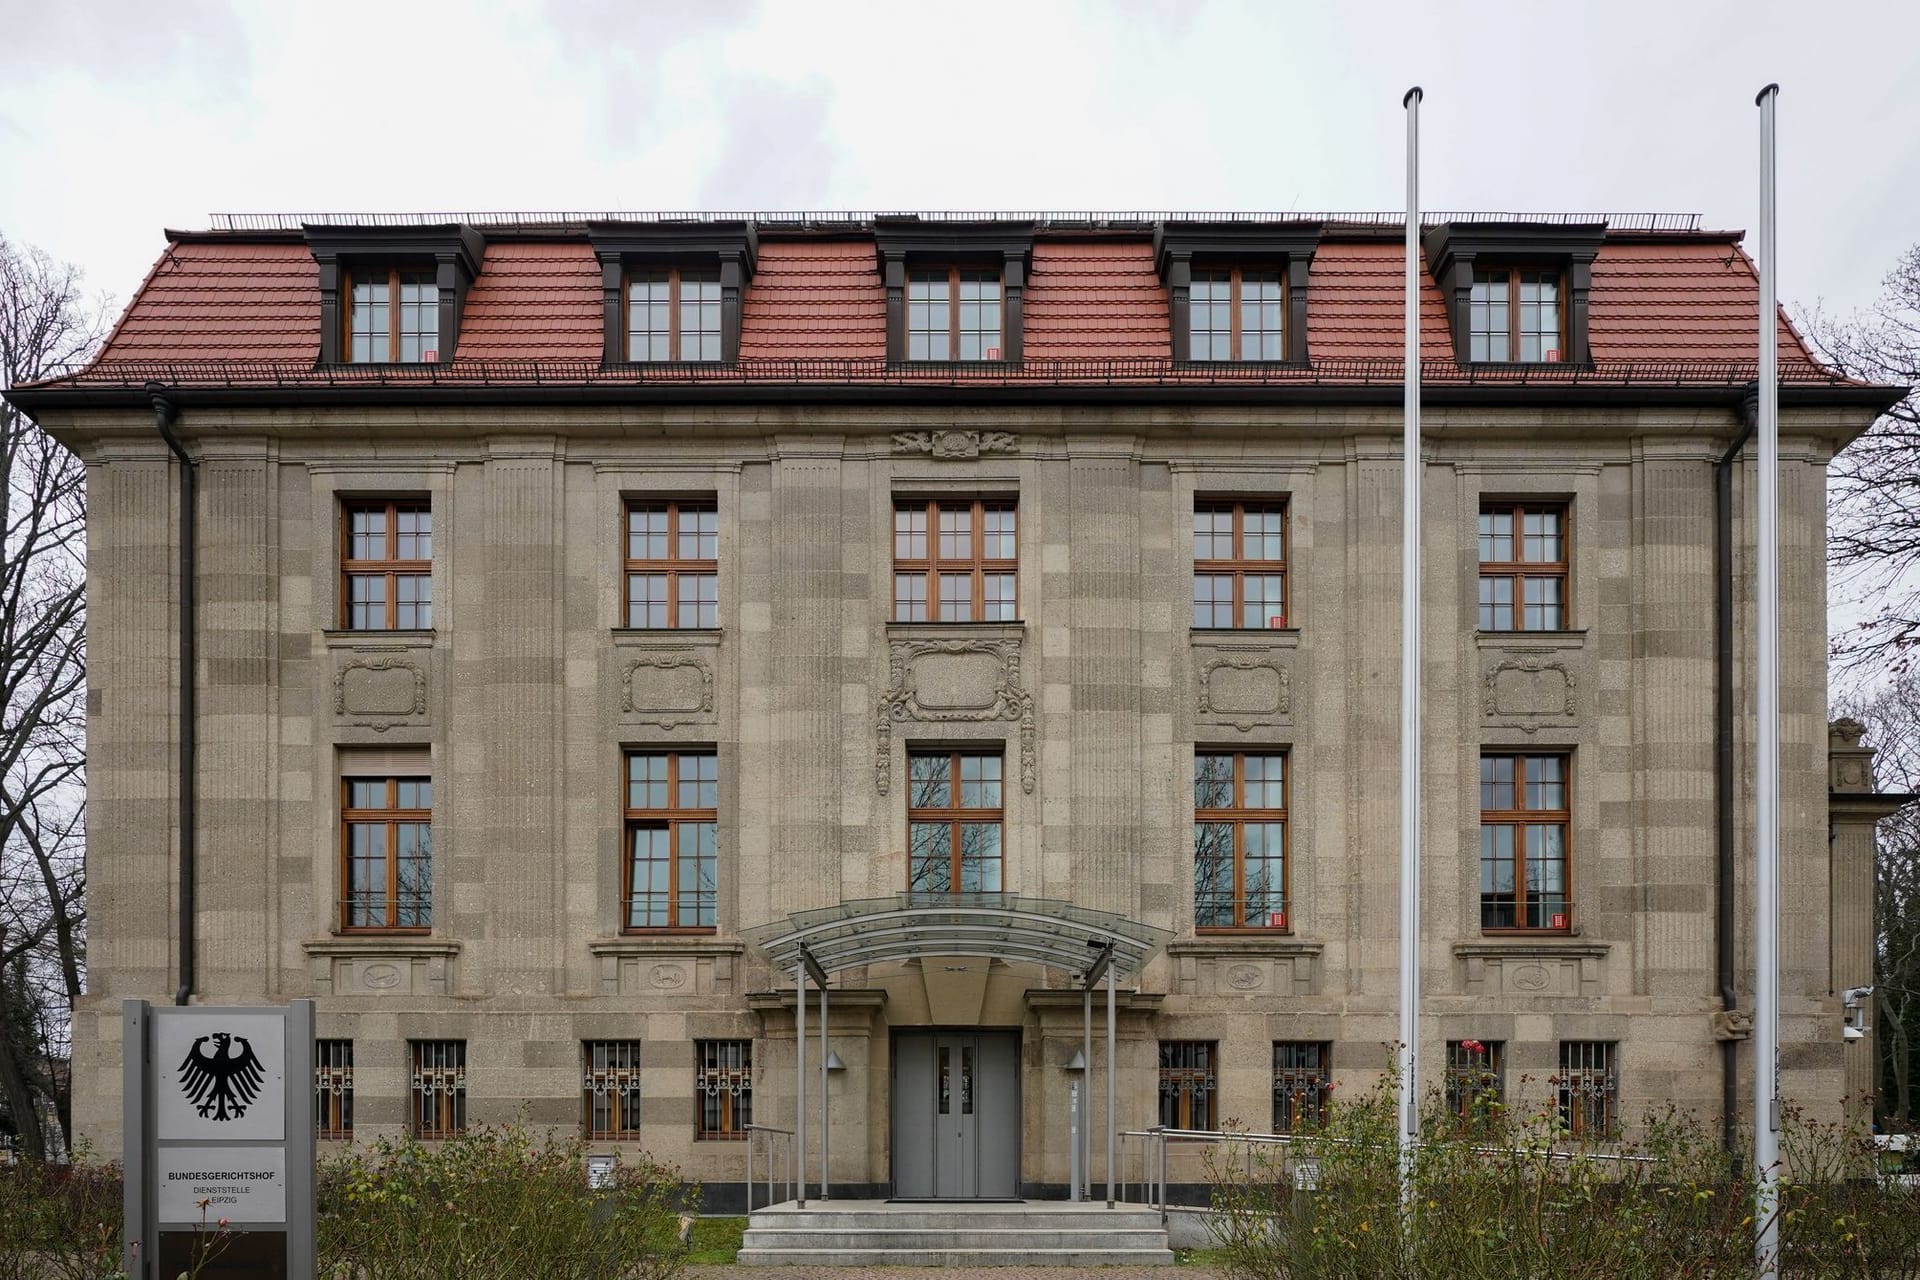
[2,0,1917,328]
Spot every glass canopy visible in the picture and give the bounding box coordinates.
[745,892,1171,981]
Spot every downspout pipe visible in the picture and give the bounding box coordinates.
[1716,386,1758,1150]
[148,385,195,1007]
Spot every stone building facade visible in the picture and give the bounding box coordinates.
[8,212,1902,1204]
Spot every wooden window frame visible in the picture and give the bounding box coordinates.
[340,499,432,631]
[1477,501,1569,632]
[1193,499,1289,628]
[1479,751,1572,935]
[623,500,719,629]
[892,499,1018,623]
[1444,1039,1506,1128]
[409,1040,466,1139]
[1194,750,1290,933]
[1556,1040,1619,1140]
[622,750,719,934]
[1271,1041,1331,1134]
[344,267,439,364]
[1187,265,1287,361]
[340,776,432,933]
[583,1040,644,1140]
[906,749,1005,896]
[1469,267,1567,363]
[695,1039,752,1140]
[624,266,723,363]
[1158,1041,1219,1131]
[315,1039,354,1140]
[906,266,1004,362]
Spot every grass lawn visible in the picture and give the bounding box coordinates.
[684,1216,747,1264]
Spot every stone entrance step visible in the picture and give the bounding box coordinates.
[737,1201,1175,1267]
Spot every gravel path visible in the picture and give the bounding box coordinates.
[685,1267,1225,1278]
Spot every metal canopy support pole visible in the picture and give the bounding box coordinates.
[1396,82,1425,1213]
[1083,983,1093,1201]
[1106,962,1117,1209]
[820,975,830,1200]
[1753,79,1783,1279]
[795,962,807,1208]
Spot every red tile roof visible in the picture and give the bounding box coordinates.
[45,217,1851,393]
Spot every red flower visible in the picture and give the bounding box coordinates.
[1461,1039,1486,1055]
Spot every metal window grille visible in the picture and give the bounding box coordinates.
[697,1040,752,1139]
[1158,1041,1217,1130]
[1444,1040,1505,1126]
[315,1039,353,1139]
[1271,1041,1330,1133]
[410,1040,466,1139]
[1557,1041,1619,1139]
[583,1041,644,1139]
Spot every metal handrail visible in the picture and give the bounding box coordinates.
[743,1124,795,1211]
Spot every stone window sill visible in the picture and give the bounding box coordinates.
[610,628,723,648]
[1167,937,1324,958]
[323,629,435,651]
[1475,629,1586,652]
[1451,939,1608,961]
[1191,627,1301,649]
[588,937,746,958]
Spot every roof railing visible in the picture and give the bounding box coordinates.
[205,210,1706,234]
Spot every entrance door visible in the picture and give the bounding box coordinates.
[891,1031,1019,1198]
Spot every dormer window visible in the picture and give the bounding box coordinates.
[349,269,440,363]
[1470,268,1564,363]
[1157,221,1320,365]
[1424,221,1601,367]
[908,267,1003,361]
[876,221,1032,364]
[628,268,722,362]
[589,221,756,367]
[305,223,484,366]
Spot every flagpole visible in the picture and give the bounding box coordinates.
[1398,83,1424,1211]
[1753,79,1782,1278]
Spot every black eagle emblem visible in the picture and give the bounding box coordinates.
[178,1032,265,1121]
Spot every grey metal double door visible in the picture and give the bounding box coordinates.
[892,1031,1020,1199]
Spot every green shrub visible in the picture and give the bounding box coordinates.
[316,1122,690,1280]
[1207,1065,1920,1279]
[0,1159,123,1280]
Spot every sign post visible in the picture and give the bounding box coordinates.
[124,999,316,1279]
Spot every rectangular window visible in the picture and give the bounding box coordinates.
[584,1040,644,1140]
[1557,1041,1619,1140]
[696,1040,752,1140]
[349,269,439,363]
[908,268,1003,361]
[908,750,1004,895]
[625,500,719,628]
[624,751,718,930]
[1194,751,1288,930]
[1193,501,1287,628]
[410,1040,466,1139]
[1158,1041,1218,1131]
[342,777,432,931]
[627,268,722,362]
[1470,268,1563,362]
[341,500,432,631]
[315,1039,353,1140]
[1190,267,1285,361]
[1444,1039,1505,1127]
[1480,753,1570,933]
[1272,1041,1331,1133]
[893,500,1017,622]
[1478,502,1567,631]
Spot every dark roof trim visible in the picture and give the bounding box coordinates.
[302,222,486,277]
[303,223,487,364]
[8,380,1902,415]
[585,220,759,275]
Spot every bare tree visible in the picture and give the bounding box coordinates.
[0,232,106,1159]
[1845,673,1920,1130]
[1809,244,1920,673]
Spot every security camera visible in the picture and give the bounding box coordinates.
[1842,986,1873,1041]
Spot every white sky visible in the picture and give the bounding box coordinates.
[2,0,1918,325]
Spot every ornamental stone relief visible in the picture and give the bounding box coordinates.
[1483,653,1578,722]
[1195,651,1293,731]
[622,655,715,729]
[891,430,1018,459]
[876,637,1036,794]
[332,657,427,731]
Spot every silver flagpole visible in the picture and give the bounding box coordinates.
[1753,80,1782,1277]
[1398,83,1424,1212]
